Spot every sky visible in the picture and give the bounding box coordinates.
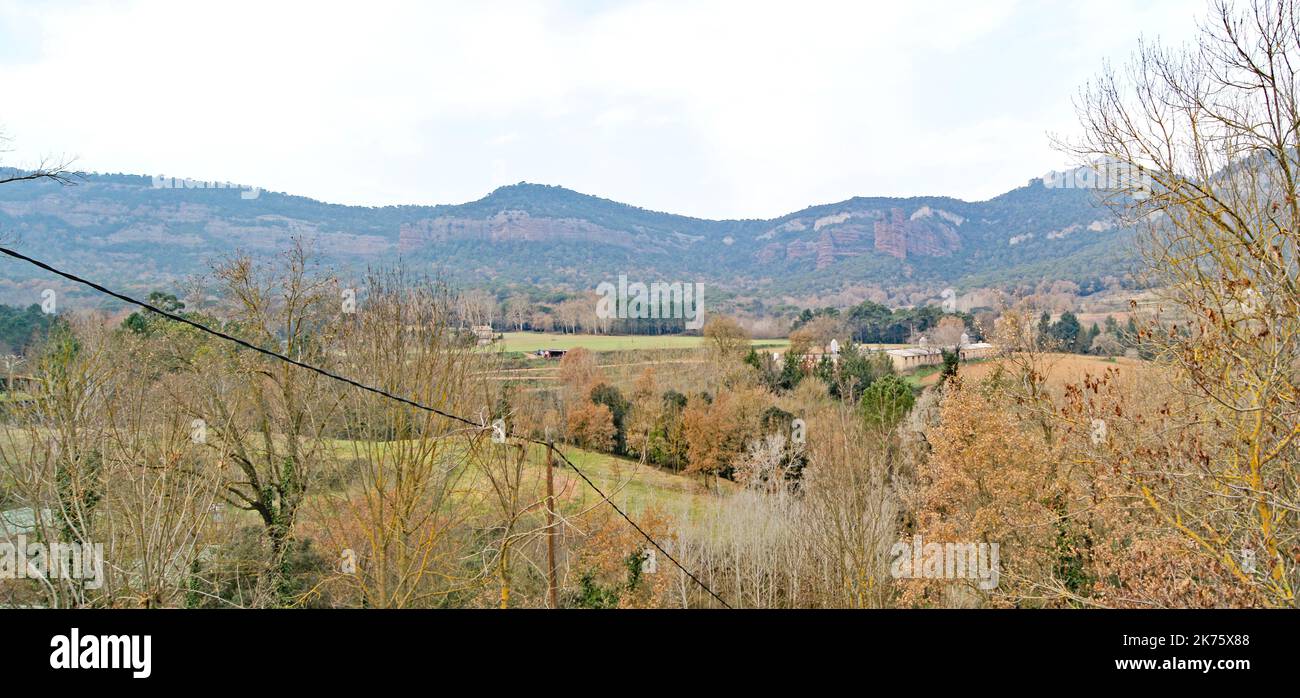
[0,0,1204,219]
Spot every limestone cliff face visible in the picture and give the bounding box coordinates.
[902,217,961,259]
[753,205,962,268]
[399,210,645,251]
[873,209,908,260]
[817,224,866,268]
[872,207,962,260]
[400,198,969,271]
[0,174,1128,301]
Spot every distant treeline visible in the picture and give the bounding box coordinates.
[792,300,980,344]
[1038,311,1142,356]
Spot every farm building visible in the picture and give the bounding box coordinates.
[885,337,999,371]
[958,342,998,361]
[885,346,945,371]
[772,339,844,369]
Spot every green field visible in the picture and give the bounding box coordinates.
[493,332,789,354]
[320,436,727,519]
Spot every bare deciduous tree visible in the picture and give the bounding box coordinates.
[1065,0,1300,605]
[0,131,79,186]
[185,241,342,606]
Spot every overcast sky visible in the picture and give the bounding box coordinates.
[0,0,1203,219]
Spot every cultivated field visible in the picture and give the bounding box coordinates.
[913,352,1144,388]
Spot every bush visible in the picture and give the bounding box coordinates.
[859,375,915,431]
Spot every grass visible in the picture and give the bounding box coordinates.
[312,435,725,519]
[491,332,789,354]
[937,353,1143,389]
[904,365,943,388]
[544,446,729,519]
[0,413,719,526]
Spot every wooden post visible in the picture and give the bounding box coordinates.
[545,438,559,609]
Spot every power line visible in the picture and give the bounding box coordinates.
[0,245,732,609]
[547,446,727,606]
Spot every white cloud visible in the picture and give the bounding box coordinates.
[0,0,1199,218]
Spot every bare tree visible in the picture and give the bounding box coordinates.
[103,331,221,608]
[504,293,531,331]
[310,269,488,608]
[0,131,79,186]
[0,318,114,608]
[929,316,967,349]
[1065,0,1300,604]
[458,289,498,328]
[184,240,342,606]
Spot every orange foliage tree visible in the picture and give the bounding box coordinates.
[566,401,615,452]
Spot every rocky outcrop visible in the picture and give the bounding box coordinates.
[399,210,644,251]
[752,205,961,266]
[0,173,1129,301]
[905,218,960,257]
[871,207,960,260]
[873,209,908,259]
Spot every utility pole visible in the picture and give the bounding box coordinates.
[545,436,559,609]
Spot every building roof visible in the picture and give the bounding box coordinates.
[887,347,944,357]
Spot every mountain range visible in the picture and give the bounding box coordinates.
[0,171,1141,308]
